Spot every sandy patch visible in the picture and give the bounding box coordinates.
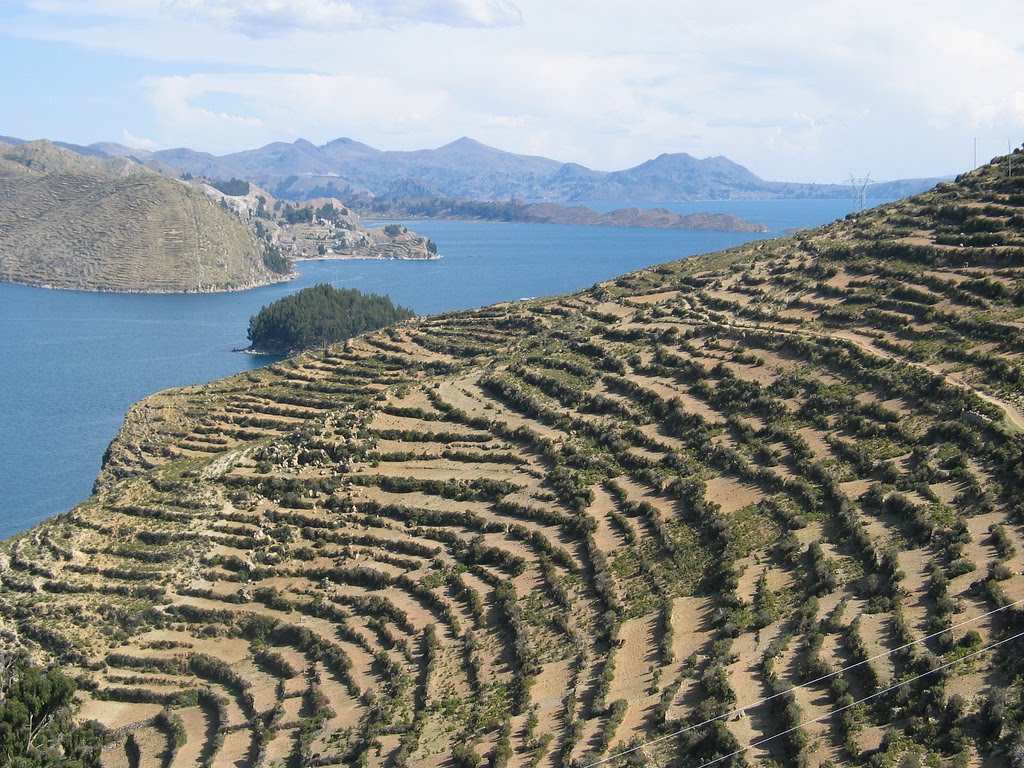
[78,700,163,730]
[705,476,765,516]
[628,290,681,305]
[167,706,210,768]
[670,596,713,663]
[589,485,631,552]
[218,727,252,768]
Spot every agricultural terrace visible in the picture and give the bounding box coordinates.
[2,153,1024,768]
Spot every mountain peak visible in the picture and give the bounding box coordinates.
[324,137,360,147]
[320,136,381,156]
[120,136,942,203]
[437,136,491,152]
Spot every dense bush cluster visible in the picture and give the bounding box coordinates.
[0,654,106,767]
[208,177,250,196]
[247,283,415,354]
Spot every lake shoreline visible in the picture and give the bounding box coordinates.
[2,200,863,541]
[292,253,443,263]
[0,251,447,295]
[362,207,768,232]
[0,271,296,295]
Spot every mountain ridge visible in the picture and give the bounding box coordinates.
[16,133,949,203]
[149,137,945,203]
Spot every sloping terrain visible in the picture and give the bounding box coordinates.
[0,140,286,293]
[17,132,945,204]
[1,154,1024,768]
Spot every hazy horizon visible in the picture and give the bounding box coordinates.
[2,1,1023,184]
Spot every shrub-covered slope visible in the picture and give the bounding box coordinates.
[2,153,1024,768]
[0,140,286,293]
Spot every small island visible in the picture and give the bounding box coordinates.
[244,283,415,355]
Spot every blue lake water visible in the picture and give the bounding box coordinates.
[0,198,868,539]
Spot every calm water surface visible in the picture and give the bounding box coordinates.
[0,199,867,539]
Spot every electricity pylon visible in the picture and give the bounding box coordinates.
[848,173,872,213]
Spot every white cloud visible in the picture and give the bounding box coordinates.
[120,129,160,150]
[145,72,452,151]
[24,0,522,32]
[5,0,1024,180]
[23,0,159,15]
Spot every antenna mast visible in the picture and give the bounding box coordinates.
[848,173,873,213]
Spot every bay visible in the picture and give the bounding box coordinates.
[0,198,861,539]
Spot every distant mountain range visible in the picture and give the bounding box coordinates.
[0,134,948,204]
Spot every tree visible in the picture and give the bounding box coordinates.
[209,177,250,196]
[247,284,415,354]
[0,654,106,767]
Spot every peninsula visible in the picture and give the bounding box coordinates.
[0,140,288,293]
[343,196,769,232]
[203,181,439,263]
[0,140,438,294]
[3,152,1024,768]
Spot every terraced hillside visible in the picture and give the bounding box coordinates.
[3,153,1024,768]
[0,140,286,292]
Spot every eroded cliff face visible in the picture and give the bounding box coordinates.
[3,154,1024,768]
[0,140,287,293]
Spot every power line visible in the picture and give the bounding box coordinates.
[693,626,1024,768]
[581,595,1024,768]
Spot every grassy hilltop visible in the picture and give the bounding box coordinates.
[2,153,1024,767]
[0,140,287,293]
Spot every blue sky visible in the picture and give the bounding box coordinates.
[2,0,1023,182]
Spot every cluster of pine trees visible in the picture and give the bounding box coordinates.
[247,283,414,354]
[208,177,250,196]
